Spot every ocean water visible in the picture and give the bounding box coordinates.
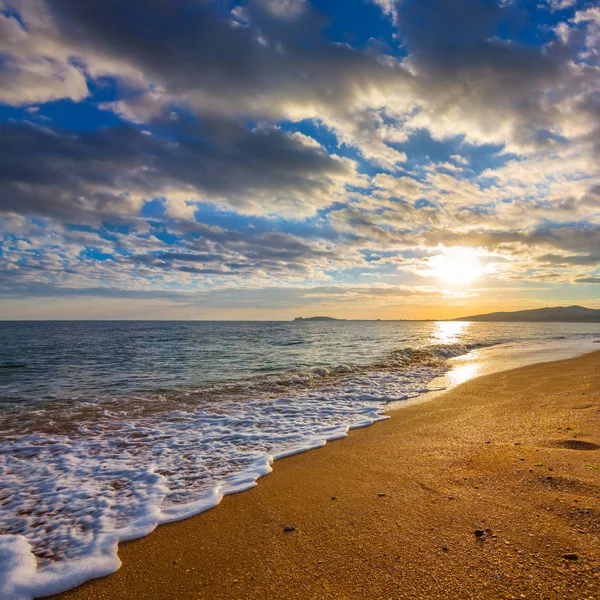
[0,320,599,599]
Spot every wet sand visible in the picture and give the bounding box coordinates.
[54,351,600,600]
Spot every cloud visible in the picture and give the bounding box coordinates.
[370,0,397,22]
[371,173,424,201]
[36,0,411,120]
[0,120,361,220]
[1,0,599,314]
[0,5,90,105]
[3,0,599,159]
[0,214,355,303]
[396,0,600,152]
[545,0,578,11]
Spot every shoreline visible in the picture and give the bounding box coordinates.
[52,350,600,599]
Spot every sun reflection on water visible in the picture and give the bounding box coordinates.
[432,321,481,386]
[433,320,471,345]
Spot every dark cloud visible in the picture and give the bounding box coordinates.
[140,252,226,264]
[537,253,600,267]
[120,231,339,276]
[423,222,600,257]
[0,120,357,220]
[37,0,409,122]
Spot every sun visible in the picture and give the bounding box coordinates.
[427,247,493,285]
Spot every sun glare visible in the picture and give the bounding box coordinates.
[433,320,470,344]
[428,247,492,285]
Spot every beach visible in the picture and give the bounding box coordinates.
[4,0,600,597]
[50,350,600,600]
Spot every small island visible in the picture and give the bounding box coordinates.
[293,316,342,322]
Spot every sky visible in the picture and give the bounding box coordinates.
[0,0,599,320]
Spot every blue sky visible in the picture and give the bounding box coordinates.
[0,0,598,319]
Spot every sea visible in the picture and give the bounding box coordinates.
[0,320,599,599]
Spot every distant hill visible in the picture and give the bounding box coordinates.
[454,305,600,323]
[293,316,341,322]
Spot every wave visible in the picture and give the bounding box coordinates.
[0,362,27,370]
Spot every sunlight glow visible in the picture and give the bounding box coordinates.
[427,247,493,286]
[433,320,470,345]
[447,363,481,385]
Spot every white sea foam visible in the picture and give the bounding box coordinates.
[0,338,597,599]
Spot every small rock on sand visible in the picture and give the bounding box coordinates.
[562,553,578,561]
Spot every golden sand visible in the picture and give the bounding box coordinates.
[54,352,600,600]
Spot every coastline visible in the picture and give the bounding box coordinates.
[52,350,600,600]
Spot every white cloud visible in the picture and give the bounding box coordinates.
[545,0,577,12]
[370,0,397,22]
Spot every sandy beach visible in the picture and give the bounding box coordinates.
[53,351,600,600]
